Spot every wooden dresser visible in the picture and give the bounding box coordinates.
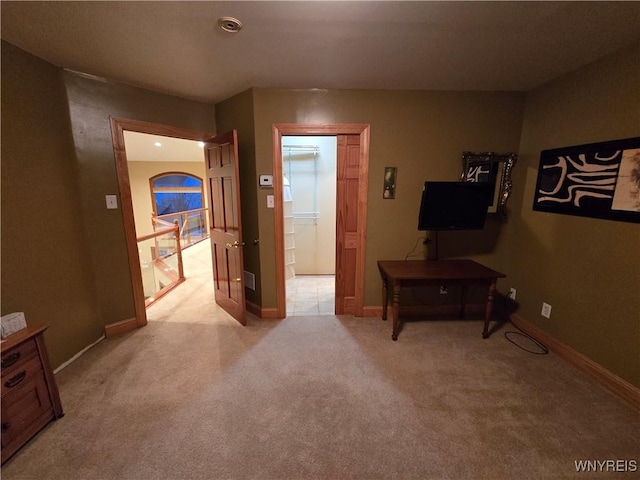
[1,326,64,464]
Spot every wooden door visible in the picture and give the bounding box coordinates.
[205,130,246,325]
[335,134,364,315]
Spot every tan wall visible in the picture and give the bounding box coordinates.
[1,41,103,367]
[128,161,208,238]
[1,41,216,368]
[62,70,216,328]
[510,43,640,386]
[250,89,526,308]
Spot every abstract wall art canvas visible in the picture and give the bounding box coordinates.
[533,137,640,223]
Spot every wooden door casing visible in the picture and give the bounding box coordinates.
[272,124,370,318]
[110,117,214,333]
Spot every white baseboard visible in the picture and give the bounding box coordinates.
[53,333,105,374]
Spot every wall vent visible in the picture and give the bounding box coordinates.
[244,271,256,291]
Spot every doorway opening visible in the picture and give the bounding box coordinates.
[282,136,337,316]
[272,124,370,319]
[123,131,211,308]
[110,117,215,332]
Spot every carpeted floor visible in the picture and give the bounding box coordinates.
[2,242,638,479]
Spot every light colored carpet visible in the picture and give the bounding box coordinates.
[2,241,638,479]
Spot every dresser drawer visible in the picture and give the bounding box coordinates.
[0,326,63,464]
[1,355,44,397]
[1,338,38,374]
[1,371,54,458]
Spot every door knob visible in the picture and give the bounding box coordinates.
[225,241,245,248]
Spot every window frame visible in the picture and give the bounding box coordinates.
[149,171,204,216]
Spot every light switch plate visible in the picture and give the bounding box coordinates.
[105,195,118,209]
[267,195,275,208]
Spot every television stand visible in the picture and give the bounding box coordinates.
[377,259,506,340]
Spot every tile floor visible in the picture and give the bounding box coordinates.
[286,275,335,316]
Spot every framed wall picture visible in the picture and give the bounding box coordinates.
[461,152,517,219]
[383,167,397,199]
[532,137,640,223]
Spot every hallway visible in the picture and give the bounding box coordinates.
[146,240,336,320]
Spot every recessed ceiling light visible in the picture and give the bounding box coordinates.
[154,142,162,147]
[218,17,242,33]
[198,141,205,148]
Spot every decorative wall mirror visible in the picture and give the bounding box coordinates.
[460,151,517,220]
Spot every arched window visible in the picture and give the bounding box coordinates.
[150,173,203,215]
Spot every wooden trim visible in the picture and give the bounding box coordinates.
[144,277,186,308]
[272,123,370,318]
[110,117,210,141]
[363,304,486,319]
[136,225,177,242]
[272,126,286,319]
[174,219,185,281]
[511,313,640,409]
[104,317,137,338]
[156,206,208,219]
[110,119,146,328]
[1,326,48,353]
[151,187,203,192]
[109,117,215,329]
[274,124,371,136]
[363,306,383,317]
[259,308,281,320]
[400,303,486,317]
[246,300,281,320]
[246,300,261,318]
[355,126,370,316]
[34,331,64,417]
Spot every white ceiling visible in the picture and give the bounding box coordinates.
[124,131,205,163]
[2,1,639,104]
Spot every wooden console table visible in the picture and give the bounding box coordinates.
[377,260,506,340]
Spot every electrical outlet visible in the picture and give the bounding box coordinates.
[541,302,552,319]
[439,286,448,295]
[509,287,516,300]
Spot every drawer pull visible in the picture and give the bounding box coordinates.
[4,370,27,388]
[1,352,20,368]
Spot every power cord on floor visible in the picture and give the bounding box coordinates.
[503,291,549,355]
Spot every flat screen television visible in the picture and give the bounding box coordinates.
[418,181,491,231]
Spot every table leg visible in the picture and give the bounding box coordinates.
[381,276,388,321]
[460,285,467,319]
[392,283,401,341]
[483,279,497,339]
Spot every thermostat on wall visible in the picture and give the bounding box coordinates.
[259,174,273,188]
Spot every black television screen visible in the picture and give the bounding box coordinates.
[418,181,491,231]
